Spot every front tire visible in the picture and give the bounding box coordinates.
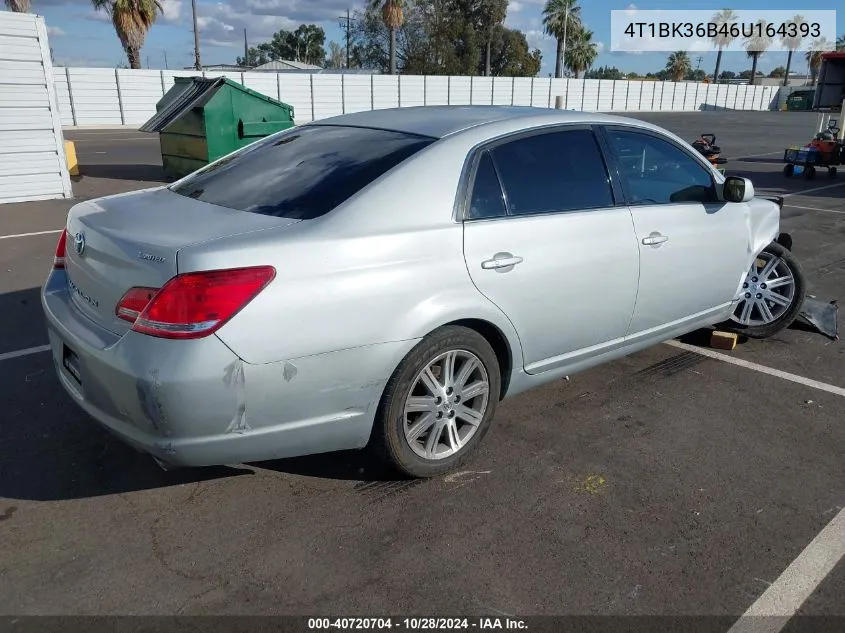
[722,241,806,339]
[371,325,501,478]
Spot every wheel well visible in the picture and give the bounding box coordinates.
[448,318,513,399]
[776,232,793,252]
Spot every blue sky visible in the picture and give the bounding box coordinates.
[21,0,845,75]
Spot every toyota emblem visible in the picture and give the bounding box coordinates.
[74,232,85,256]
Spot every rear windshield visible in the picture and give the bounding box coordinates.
[169,125,436,220]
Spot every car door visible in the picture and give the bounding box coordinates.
[600,125,750,338]
[460,125,641,375]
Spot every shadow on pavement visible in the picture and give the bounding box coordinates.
[0,287,49,354]
[0,412,250,502]
[77,163,169,183]
[735,157,786,164]
[252,448,407,483]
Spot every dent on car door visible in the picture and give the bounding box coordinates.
[461,127,641,374]
[602,126,749,337]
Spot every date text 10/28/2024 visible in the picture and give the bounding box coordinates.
[307,618,528,630]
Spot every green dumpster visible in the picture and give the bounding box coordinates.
[786,89,815,112]
[140,76,296,179]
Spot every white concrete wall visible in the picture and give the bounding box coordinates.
[52,69,782,128]
[0,13,72,204]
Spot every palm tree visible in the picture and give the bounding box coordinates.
[92,0,162,69]
[543,0,582,79]
[780,15,805,87]
[4,0,31,10]
[806,37,833,85]
[477,0,508,77]
[710,9,738,83]
[369,0,405,75]
[564,27,598,78]
[743,19,772,85]
[665,51,692,82]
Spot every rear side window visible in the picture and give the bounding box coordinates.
[490,129,614,216]
[169,125,436,220]
[467,151,507,219]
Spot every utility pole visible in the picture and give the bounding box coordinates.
[243,28,248,66]
[561,3,569,78]
[338,8,356,68]
[191,0,202,70]
[696,56,703,70]
[163,49,169,69]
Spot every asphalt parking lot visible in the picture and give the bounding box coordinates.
[0,112,843,625]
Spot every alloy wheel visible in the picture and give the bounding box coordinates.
[403,349,490,460]
[731,251,797,326]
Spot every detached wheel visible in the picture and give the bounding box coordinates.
[371,326,501,478]
[723,241,806,339]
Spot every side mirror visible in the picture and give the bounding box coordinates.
[723,176,754,203]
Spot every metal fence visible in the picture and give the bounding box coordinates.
[52,68,782,127]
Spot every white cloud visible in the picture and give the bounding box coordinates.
[47,26,65,36]
[595,41,606,54]
[510,1,523,11]
[625,3,637,15]
[85,8,111,23]
[160,0,182,23]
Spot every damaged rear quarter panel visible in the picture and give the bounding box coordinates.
[236,339,421,457]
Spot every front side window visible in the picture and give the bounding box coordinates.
[489,129,615,216]
[606,128,718,206]
[169,125,436,220]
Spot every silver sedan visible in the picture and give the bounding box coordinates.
[42,106,805,478]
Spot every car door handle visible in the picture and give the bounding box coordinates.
[481,254,523,270]
[642,232,669,246]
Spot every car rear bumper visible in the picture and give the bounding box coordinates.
[42,269,415,467]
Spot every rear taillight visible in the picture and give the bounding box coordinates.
[115,266,275,340]
[53,230,68,269]
[116,287,159,322]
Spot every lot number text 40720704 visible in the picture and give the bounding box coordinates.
[306,617,529,630]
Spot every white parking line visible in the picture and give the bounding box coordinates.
[664,340,845,398]
[0,229,62,240]
[784,203,845,216]
[726,506,845,633]
[0,345,51,362]
[781,181,845,198]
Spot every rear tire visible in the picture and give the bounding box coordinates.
[783,164,794,177]
[720,241,806,339]
[370,326,501,478]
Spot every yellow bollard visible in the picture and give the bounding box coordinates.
[64,140,78,176]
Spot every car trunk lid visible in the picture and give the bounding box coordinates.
[63,187,298,334]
